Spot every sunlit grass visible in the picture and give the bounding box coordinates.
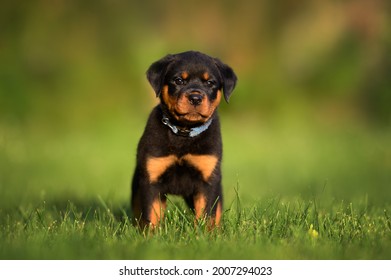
[1,194,390,259]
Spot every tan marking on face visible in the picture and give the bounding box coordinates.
[146,155,178,183]
[202,72,210,81]
[175,94,206,122]
[209,90,222,114]
[181,71,189,79]
[175,90,222,123]
[182,154,219,181]
[175,93,205,117]
[149,198,167,226]
[194,193,207,219]
[161,85,177,112]
[163,76,222,123]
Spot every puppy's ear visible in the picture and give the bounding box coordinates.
[146,54,175,97]
[214,58,237,103]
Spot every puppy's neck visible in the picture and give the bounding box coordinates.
[159,110,214,138]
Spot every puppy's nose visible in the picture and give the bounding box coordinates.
[188,93,203,106]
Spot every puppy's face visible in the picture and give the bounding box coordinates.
[147,51,237,125]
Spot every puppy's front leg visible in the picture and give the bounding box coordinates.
[131,168,167,228]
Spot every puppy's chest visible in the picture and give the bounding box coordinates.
[146,153,219,185]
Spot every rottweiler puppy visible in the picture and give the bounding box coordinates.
[131,51,237,228]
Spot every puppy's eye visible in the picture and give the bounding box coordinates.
[206,80,215,87]
[174,77,185,85]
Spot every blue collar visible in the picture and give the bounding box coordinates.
[161,116,213,137]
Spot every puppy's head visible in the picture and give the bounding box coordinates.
[147,51,237,125]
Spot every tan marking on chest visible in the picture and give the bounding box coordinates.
[146,155,177,183]
[146,154,219,183]
[182,154,219,181]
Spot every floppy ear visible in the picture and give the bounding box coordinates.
[214,58,237,102]
[146,54,175,97]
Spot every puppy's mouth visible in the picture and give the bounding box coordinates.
[174,110,210,123]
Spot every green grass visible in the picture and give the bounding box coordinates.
[1,113,391,259]
[1,194,390,259]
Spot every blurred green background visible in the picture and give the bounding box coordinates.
[1,0,390,210]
